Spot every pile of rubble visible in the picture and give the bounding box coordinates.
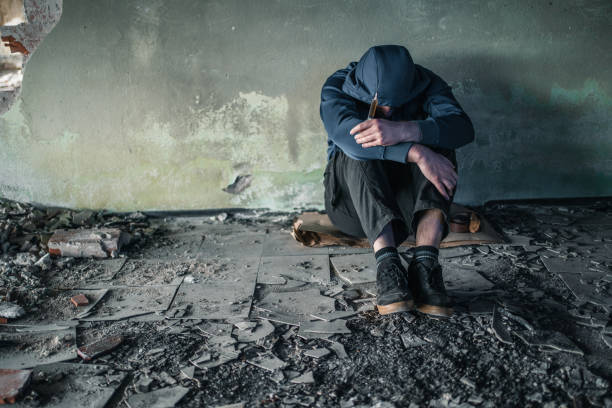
[0,197,611,407]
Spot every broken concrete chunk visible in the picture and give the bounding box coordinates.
[77,335,124,361]
[126,386,190,408]
[48,228,131,258]
[0,301,25,319]
[70,294,89,307]
[0,368,31,404]
[327,341,348,359]
[180,365,196,380]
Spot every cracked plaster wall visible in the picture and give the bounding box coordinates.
[0,0,611,211]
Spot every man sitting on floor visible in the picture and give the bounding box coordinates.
[320,44,475,317]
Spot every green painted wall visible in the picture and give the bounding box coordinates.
[1,0,611,211]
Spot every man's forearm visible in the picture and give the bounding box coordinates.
[406,143,427,164]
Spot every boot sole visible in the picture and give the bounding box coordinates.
[377,300,414,315]
[417,304,453,317]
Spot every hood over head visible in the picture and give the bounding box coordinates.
[341,45,430,107]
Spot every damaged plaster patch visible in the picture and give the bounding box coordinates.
[0,0,27,26]
[0,0,62,115]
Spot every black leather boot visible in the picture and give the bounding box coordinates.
[408,257,453,317]
[376,257,414,315]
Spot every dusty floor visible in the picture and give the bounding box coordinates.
[1,198,611,407]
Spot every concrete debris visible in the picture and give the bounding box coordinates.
[223,174,253,194]
[0,301,25,318]
[77,335,124,361]
[0,368,31,404]
[0,197,611,405]
[47,228,131,258]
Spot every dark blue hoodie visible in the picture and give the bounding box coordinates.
[320,45,475,162]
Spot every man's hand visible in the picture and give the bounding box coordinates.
[350,119,421,148]
[408,144,457,201]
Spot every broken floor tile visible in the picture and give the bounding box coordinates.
[234,320,275,343]
[440,246,474,258]
[261,231,329,257]
[515,330,583,356]
[330,253,385,285]
[199,225,267,258]
[247,352,288,372]
[0,369,31,404]
[46,258,127,289]
[80,285,178,321]
[290,371,315,384]
[126,386,190,408]
[137,231,205,261]
[48,228,130,258]
[77,335,124,361]
[257,255,331,285]
[556,271,612,310]
[0,325,77,369]
[110,259,192,286]
[195,349,240,369]
[256,288,336,317]
[299,320,351,335]
[180,365,196,379]
[327,341,348,359]
[304,348,331,359]
[169,257,259,320]
[310,310,359,322]
[297,327,333,340]
[14,363,126,407]
[491,305,513,345]
[435,263,495,293]
[328,245,372,255]
[251,308,302,326]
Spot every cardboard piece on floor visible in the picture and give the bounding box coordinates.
[0,325,77,369]
[291,203,505,248]
[168,257,259,320]
[258,255,331,285]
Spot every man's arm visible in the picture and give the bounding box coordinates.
[320,67,414,162]
[416,68,475,150]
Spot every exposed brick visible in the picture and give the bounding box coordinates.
[77,335,124,361]
[47,228,131,258]
[0,369,31,404]
[0,318,7,324]
[70,294,89,307]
